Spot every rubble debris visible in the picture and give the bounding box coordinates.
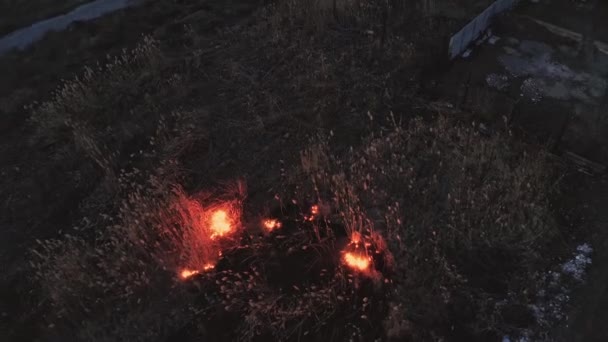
[486,73,510,91]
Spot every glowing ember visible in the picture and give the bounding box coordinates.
[343,252,371,272]
[262,219,282,232]
[179,263,214,280]
[180,269,200,279]
[351,231,362,245]
[210,209,232,238]
[310,205,319,215]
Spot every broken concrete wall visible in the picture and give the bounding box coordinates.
[448,0,519,59]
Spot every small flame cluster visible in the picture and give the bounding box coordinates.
[342,231,373,273]
[175,195,241,280]
[304,204,319,222]
[179,202,376,280]
[180,269,199,279]
[262,219,282,232]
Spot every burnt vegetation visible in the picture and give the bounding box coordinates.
[0,1,572,341]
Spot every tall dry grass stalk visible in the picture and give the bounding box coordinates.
[295,115,557,339]
[31,36,161,135]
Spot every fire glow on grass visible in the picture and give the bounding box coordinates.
[341,231,374,273]
[343,252,371,272]
[175,191,385,281]
[209,209,233,239]
[305,204,320,222]
[173,191,243,281]
[179,263,215,280]
[180,269,200,279]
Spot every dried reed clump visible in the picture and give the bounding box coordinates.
[30,165,173,320]
[31,35,161,135]
[238,283,339,341]
[26,35,170,192]
[298,135,378,242]
[304,115,556,251]
[355,116,556,252]
[207,268,357,342]
[31,155,245,339]
[270,0,386,33]
[296,115,557,339]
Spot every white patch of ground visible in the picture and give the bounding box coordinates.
[498,39,607,104]
[503,243,593,341]
[486,73,510,90]
[533,244,593,326]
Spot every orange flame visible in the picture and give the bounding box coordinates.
[180,268,200,280]
[350,231,362,245]
[179,263,215,280]
[305,205,320,222]
[262,219,282,232]
[209,209,233,239]
[343,252,371,272]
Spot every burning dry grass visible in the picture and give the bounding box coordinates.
[22,2,560,341]
[30,114,558,341]
[32,161,390,341]
[169,187,244,274]
[31,166,247,339]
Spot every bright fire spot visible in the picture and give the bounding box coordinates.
[305,204,320,222]
[263,219,282,231]
[350,231,362,245]
[343,252,371,272]
[203,263,215,271]
[180,269,200,280]
[210,209,232,239]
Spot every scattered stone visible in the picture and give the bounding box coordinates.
[520,78,543,103]
[533,244,592,326]
[486,73,510,91]
[562,248,592,281]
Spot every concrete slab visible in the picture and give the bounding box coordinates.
[434,13,608,163]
